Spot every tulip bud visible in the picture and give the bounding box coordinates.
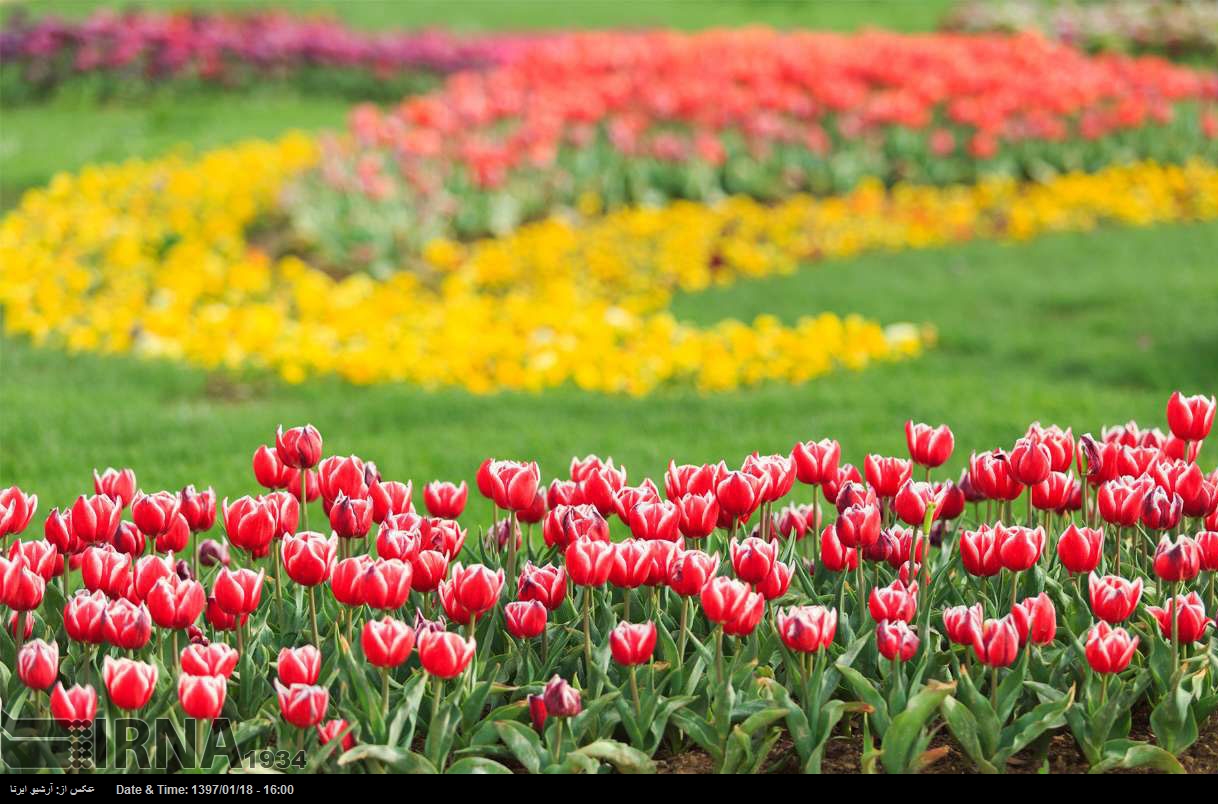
[504,600,548,640]
[609,621,657,666]
[17,639,59,690]
[275,425,323,470]
[875,620,919,662]
[275,681,328,728]
[1084,622,1139,674]
[541,675,582,718]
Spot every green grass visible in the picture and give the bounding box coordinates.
[12,0,955,34]
[4,221,1216,506]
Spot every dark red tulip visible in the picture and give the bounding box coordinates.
[418,630,476,679]
[1057,524,1104,574]
[423,481,467,519]
[275,681,328,728]
[822,463,863,506]
[278,645,321,685]
[93,468,136,508]
[50,683,97,727]
[776,605,836,652]
[1085,623,1138,674]
[103,598,152,650]
[864,454,912,497]
[111,522,145,556]
[1148,593,1212,643]
[17,639,59,690]
[103,656,157,711]
[1153,534,1201,582]
[362,617,416,667]
[905,422,953,468]
[275,424,323,470]
[517,562,567,610]
[329,492,373,539]
[504,600,547,639]
[1166,392,1216,442]
[609,621,656,666]
[1089,573,1142,623]
[528,695,548,731]
[875,620,919,662]
[542,675,581,717]
[178,673,226,720]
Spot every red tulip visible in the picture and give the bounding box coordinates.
[317,720,356,752]
[9,539,59,581]
[17,639,59,690]
[905,422,954,468]
[1148,592,1212,643]
[376,524,420,563]
[673,492,717,540]
[43,508,77,555]
[222,496,276,556]
[423,481,467,519]
[1026,423,1075,473]
[93,468,136,508]
[370,480,413,524]
[517,562,567,610]
[205,595,246,632]
[178,673,226,720]
[330,556,370,607]
[278,645,321,685]
[275,681,328,728]
[1011,593,1056,646]
[1085,622,1139,674]
[1009,437,1052,486]
[286,468,320,502]
[64,590,107,644]
[318,455,371,508]
[1096,477,1152,527]
[1198,530,1218,571]
[609,621,657,666]
[1057,525,1104,574]
[103,656,157,711]
[756,559,793,600]
[213,567,265,615]
[129,553,172,601]
[791,439,841,485]
[613,480,660,524]
[361,617,416,667]
[665,461,718,498]
[1089,573,1143,623]
[819,524,858,572]
[835,503,880,548]
[776,605,836,653]
[743,453,795,503]
[362,558,413,610]
[448,562,505,615]
[580,462,628,516]
[864,454,912,497]
[1141,487,1183,531]
[1166,392,1215,442]
[147,575,206,629]
[973,616,1020,667]
[275,424,323,469]
[893,480,940,526]
[132,491,182,538]
[253,446,289,489]
[627,499,680,541]
[869,580,917,623]
[547,479,582,508]
[1153,534,1201,582]
[1032,472,1077,512]
[997,524,1045,572]
[565,539,614,587]
[2,556,46,611]
[488,460,541,513]
[505,600,547,639]
[410,549,448,593]
[942,604,982,646]
[281,531,337,586]
[418,630,476,678]
[776,503,819,540]
[723,589,765,636]
[70,494,121,545]
[50,683,97,727]
[666,547,720,597]
[968,450,1024,501]
[715,470,764,519]
[181,643,238,678]
[103,598,152,650]
[822,463,863,505]
[876,620,919,662]
[960,525,1002,577]
[110,522,144,556]
[730,536,777,585]
[542,674,581,717]
[329,492,373,539]
[700,576,761,626]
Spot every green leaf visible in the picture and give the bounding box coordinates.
[1091,739,1185,774]
[337,744,437,773]
[574,739,656,774]
[1149,681,1198,756]
[389,672,427,747]
[880,680,955,774]
[940,696,998,774]
[445,757,513,774]
[996,685,1074,764]
[837,664,890,735]
[493,720,545,775]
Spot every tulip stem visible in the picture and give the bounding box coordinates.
[715,625,725,688]
[308,586,320,647]
[195,717,205,768]
[552,717,565,764]
[507,512,519,589]
[381,668,390,719]
[541,622,549,666]
[629,665,641,716]
[1171,579,1181,680]
[990,664,999,711]
[677,597,689,669]
[582,587,593,685]
[430,674,443,729]
[1011,570,1020,612]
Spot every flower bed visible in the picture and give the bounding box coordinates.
[285,28,1218,266]
[1,394,1216,773]
[0,9,544,102]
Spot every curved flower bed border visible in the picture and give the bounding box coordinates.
[0,394,1216,773]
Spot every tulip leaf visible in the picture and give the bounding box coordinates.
[461,676,496,732]
[995,650,1030,723]
[836,664,889,735]
[940,696,998,774]
[337,744,436,773]
[1149,680,1198,756]
[445,756,513,774]
[574,739,656,774]
[880,680,955,774]
[995,685,1074,764]
[1092,739,1185,774]
[388,671,427,747]
[670,709,721,763]
[493,719,544,774]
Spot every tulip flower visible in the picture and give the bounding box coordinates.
[969,450,1024,501]
[179,673,226,720]
[565,539,614,587]
[222,496,276,556]
[448,562,505,615]
[756,559,793,600]
[791,439,841,486]
[276,424,323,469]
[1198,531,1218,571]
[275,681,329,728]
[973,616,1020,667]
[1140,488,1183,532]
[876,620,919,662]
[103,656,157,711]
[409,549,448,594]
[486,460,541,513]
[132,490,182,538]
[665,461,718,498]
[278,645,321,685]
[671,492,716,540]
[253,446,289,490]
[180,643,238,678]
[1089,573,1143,623]
[776,606,837,653]
[1031,472,1078,513]
[103,598,152,650]
[893,480,941,526]
[213,567,265,615]
[418,630,476,679]
[1009,437,1052,486]
[1148,592,1212,644]
[1011,593,1057,646]
[822,463,863,506]
[542,675,582,718]
[361,558,413,610]
[627,499,679,542]
[609,621,657,666]
[329,492,373,539]
[869,580,917,623]
[743,453,795,503]
[9,539,59,581]
[281,531,337,586]
[835,503,880,548]
[1153,534,1201,582]
[329,556,370,607]
[905,421,954,469]
[286,468,320,502]
[723,591,765,637]
[547,479,581,508]
[517,562,567,610]
[1026,423,1075,473]
[43,508,77,555]
[70,494,122,545]
[819,524,858,572]
[1056,524,1103,574]
[863,455,912,498]
[700,576,762,626]
[1166,392,1215,443]
[64,590,108,644]
[318,720,356,752]
[942,604,983,646]
[1084,622,1139,674]
[959,525,1002,577]
[505,600,548,640]
[665,547,719,597]
[147,575,206,629]
[205,596,246,632]
[996,524,1045,572]
[362,617,416,667]
[50,683,98,728]
[715,470,764,521]
[17,639,59,690]
[94,468,137,508]
[423,481,467,519]
[2,556,46,611]
[730,536,778,585]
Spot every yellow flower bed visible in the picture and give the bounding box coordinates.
[2,134,1216,395]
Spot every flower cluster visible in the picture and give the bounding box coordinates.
[289,28,1218,260]
[942,1,1218,61]
[6,132,1218,393]
[2,392,1216,773]
[0,9,542,101]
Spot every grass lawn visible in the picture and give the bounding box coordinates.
[4,220,1216,505]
